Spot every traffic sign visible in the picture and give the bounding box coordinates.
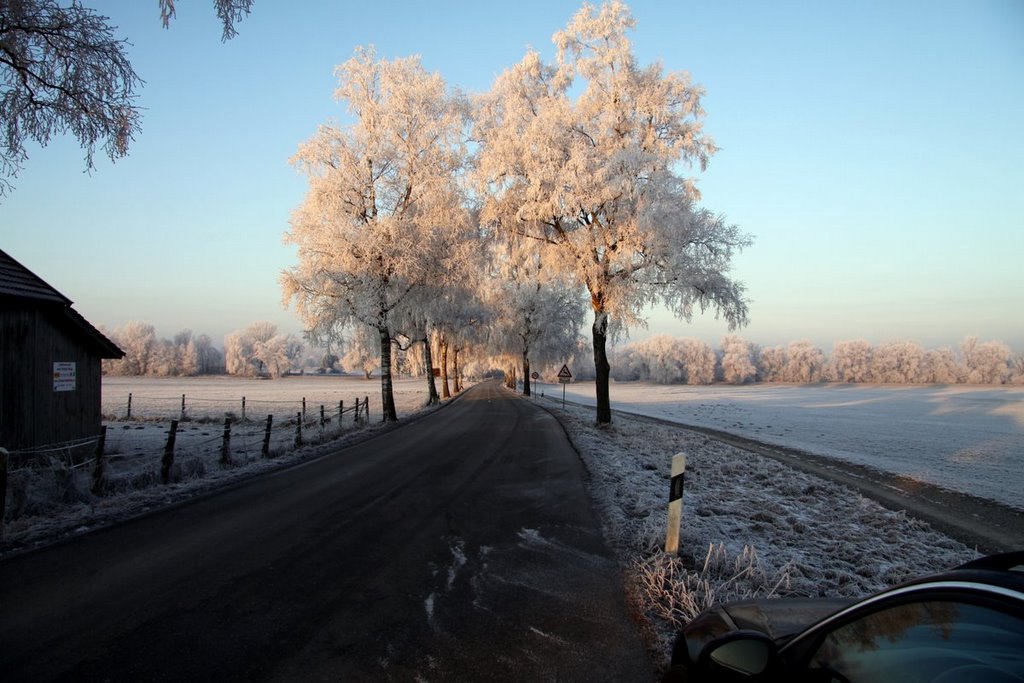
[557,365,572,383]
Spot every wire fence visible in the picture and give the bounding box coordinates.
[1,394,372,529]
[103,391,372,424]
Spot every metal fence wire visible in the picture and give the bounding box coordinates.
[1,394,372,527]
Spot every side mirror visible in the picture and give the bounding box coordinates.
[699,630,778,678]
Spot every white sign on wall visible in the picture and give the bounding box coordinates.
[53,362,76,392]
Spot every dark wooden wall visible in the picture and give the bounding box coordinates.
[0,302,103,451]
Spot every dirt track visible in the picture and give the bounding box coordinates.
[616,409,1024,555]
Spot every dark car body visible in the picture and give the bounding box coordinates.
[665,551,1024,682]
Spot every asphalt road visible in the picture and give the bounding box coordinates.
[0,381,653,682]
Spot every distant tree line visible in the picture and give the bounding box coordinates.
[608,335,1023,386]
[100,320,1021,388]
[101,323,224,376]
[101,321,303,379]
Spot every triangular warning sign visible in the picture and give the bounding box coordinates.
[557,364,572,379]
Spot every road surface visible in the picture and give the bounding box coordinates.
[0,381,653,681]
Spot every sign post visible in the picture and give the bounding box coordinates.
[531,371,539,397]
[557,364,572,408]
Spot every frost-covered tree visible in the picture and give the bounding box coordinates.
[679,338,715,384]
[1009,355,1024,386]
[829,339,873,383]
[871,340,924,384]
[224,326,258,377]
[614,335,713,384]
[193,333,224,374]
[108,321,157,376]
[720,334,756,384]
[473,1,750,423]
[920,347,959,384]
[340,325,378,379]
[632,335,683,383]
[284,48,467,421]
[224,321,299,378]
[486,240,586,397]
[782,340,824,383]
[158,0,253,41]
[610,344,644,381]
[960,336,1010,384]
[1,1,251,197]
[756,346,786,383]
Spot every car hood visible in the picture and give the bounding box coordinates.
[723,597,854,638]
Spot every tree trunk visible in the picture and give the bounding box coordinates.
[422,336,439,406]
[440,335,451,399]
[453,346,462,393]
[592,311,612,424]
[378,325,398,422]
[522,352,531,397]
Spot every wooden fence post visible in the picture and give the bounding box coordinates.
[262,414,273,458]
[162,420,179,485]
[127,392,132,420]
[302,397,306,421]
[91,426,107,496]
[180,394,186,421]
[354,397,360,425]
[294,412,303,448]
[665,453,687,555]
[220,417,232,466]
[0,447,8,540]
[364,396,369,422]
[320,405,325,428]
[241,396,246,422]
[339,400,344,426]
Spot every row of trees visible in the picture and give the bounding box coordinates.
[283,1,750,424]
[101,321,304,379]
[608,335,1024,386]
[101,323,224,377]
[99,318,1022,388]
[7,0,749,421]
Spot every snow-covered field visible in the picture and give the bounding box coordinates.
[101,374,412,422]
[543,381,1024,510]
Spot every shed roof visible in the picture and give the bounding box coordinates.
[0,248,123,358]
[0,248,71,303]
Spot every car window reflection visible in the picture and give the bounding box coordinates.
[808,601,1024,682]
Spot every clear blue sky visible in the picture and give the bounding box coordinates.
[3,0,1022,352]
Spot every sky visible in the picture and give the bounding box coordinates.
[2,0,1022,353]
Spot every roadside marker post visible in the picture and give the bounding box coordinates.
[665,453,687,555]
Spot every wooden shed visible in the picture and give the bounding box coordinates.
[0,249,123,453]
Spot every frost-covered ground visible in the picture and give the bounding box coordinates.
[101,374,410,422]
[542,381,1024,510]
[536,392,979,666]
[1,376,438,552]
[2,377,989,672]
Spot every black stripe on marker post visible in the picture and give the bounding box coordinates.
[669,472,685,502]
